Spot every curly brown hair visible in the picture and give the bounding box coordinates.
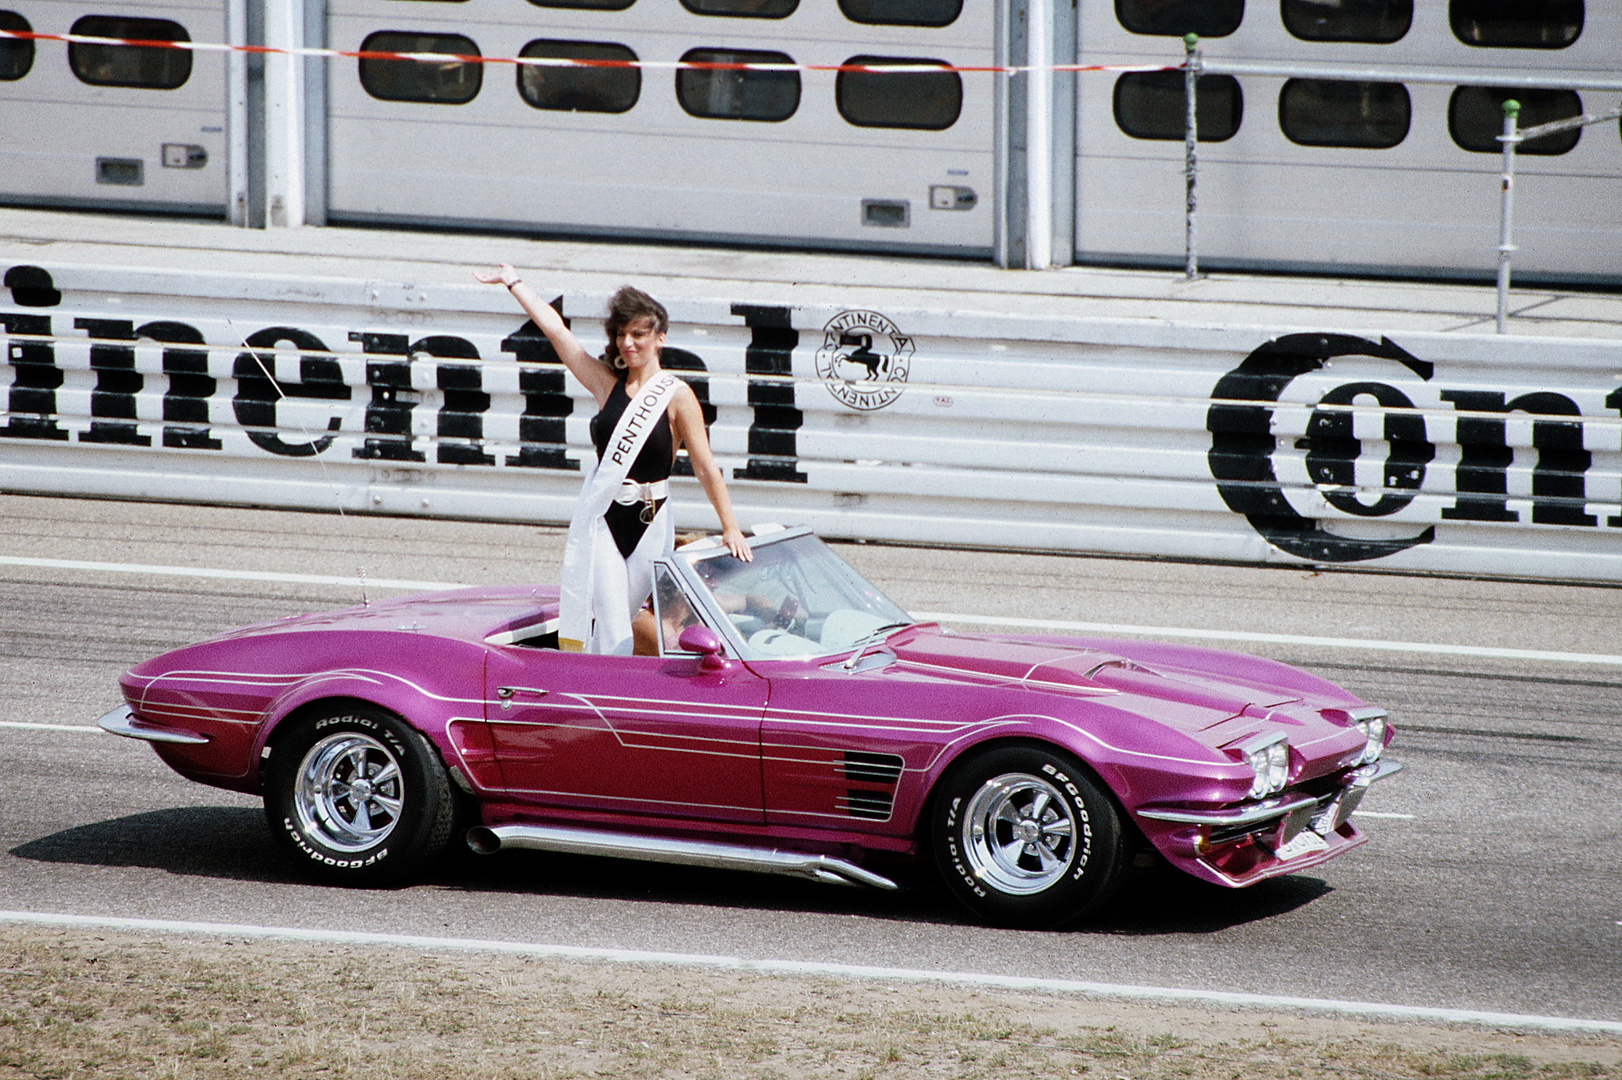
[601,286,669,369]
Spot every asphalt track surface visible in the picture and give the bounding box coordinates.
[2,493,1619,1024]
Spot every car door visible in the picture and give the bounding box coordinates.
[483,646,768,825]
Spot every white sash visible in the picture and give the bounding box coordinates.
[558,372,682,652]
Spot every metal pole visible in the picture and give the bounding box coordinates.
[264,0,306,227]
[224,0,248,226]
[1026,0,1053,269]
[1183,33,1199,281]
[1496,99,1520,334]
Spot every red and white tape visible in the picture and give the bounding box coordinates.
[0,28,1176,76]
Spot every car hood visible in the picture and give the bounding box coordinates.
[889,630,1325,740]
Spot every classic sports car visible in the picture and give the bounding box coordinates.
[100,526,1399,928]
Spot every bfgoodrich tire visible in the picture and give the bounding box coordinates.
[265,704,455,885]
[932,744,1125,929]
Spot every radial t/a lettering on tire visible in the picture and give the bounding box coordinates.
[932,744,1125,929]
[264,704,455,885]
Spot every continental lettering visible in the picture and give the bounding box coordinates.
[0,311,66,441]
[74,318,150,447]
[350,331,422,463]
[1208,333,1438,563]
[233,327,350,458]
[1210,332,1622,562]
[144,320,221,450]
[422,335,494,466]
[1439,390,1595,527]
[503,306,577,471]
[731,303,806,483]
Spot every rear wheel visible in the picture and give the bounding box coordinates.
[932,745,1125,929]
[265,704,455,885]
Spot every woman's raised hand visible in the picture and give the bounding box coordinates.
[473,264,520,287]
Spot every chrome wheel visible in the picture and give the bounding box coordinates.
[935,747,1125,928]
[293,732,404,853]
[962,772,1078,896]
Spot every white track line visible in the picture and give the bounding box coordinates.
[9,555,1619,666]
[0,911,1614,1034]
[0,721,100,733]
[0,555,461,593]
[914,610,1622,667]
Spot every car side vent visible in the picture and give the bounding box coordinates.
[841,751,903,784]
[844,789,894,820]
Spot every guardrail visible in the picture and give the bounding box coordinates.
[3,263,1620,582]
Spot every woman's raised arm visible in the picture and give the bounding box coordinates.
[475,263,617,407]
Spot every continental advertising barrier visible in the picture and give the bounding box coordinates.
[3,262,1620,582]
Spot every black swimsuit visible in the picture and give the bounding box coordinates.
[590,377,675,559]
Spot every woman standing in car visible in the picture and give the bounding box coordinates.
[476,264,751,654]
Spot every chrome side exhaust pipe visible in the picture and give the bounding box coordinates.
[467,823,898,891]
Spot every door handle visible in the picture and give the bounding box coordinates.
[496,686,548,710]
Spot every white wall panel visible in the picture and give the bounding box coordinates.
[0,0,228,212]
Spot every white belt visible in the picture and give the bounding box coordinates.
[613,479,668,506]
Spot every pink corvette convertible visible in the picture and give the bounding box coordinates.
[100,526,1399,928]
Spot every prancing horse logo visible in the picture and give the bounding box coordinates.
[815,310,913,411]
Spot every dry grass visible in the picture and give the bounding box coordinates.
[1,928,1618,1080]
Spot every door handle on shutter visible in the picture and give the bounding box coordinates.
[496,686,549,710]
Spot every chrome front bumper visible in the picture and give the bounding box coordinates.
[96,704,209,745]
[1138,758,1403,850]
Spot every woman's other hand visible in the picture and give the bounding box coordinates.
[721,525,752,562]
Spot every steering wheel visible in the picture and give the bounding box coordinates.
[773,595,801,630]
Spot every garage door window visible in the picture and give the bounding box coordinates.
[1114,71,1242,141]
[837,57,960,130]
[683,0,798,17]
[677,48,799,121]
[1280,79,1410,148]
[1116,0,1242,37]
[1450,0,1581,48]
[519,41,639,112]
[359,32,481,104]
[0,11,32,80]
[69,16,191,89]
[1283,0,1410,43]
[838,0,961,28]
[1449,86,1581,153]
[528,0,635,10]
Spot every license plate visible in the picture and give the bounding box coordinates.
[1273,829,1330,860]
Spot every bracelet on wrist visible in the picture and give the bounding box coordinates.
[506,278,522,289]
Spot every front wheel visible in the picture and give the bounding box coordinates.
[932,745,1125,929]
[265,705,455,885]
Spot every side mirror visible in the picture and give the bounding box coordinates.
[677,625,729,672]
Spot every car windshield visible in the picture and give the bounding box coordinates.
[678,532,913,659]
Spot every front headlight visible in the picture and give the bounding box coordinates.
[1245,736,1291,798]
[1352,711,1387,765]
[1349,707,1388,765]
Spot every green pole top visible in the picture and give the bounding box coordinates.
[1502,99,1521,117]
[1184,32,1200,48]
